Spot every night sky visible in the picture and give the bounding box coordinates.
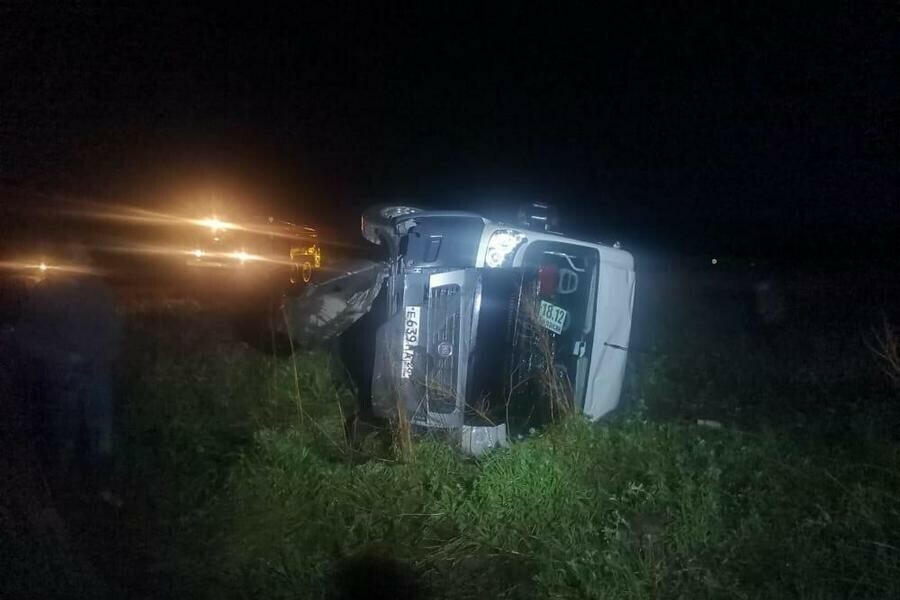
[1,3,896,257]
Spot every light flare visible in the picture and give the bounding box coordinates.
[0,259,103,278]
[231,250,252,263]
[196,216,232,233]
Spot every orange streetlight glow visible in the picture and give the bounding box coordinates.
[199,217,229,233]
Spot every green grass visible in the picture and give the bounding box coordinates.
[117,303,900,599]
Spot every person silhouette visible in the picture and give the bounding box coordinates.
[18,242,121,501]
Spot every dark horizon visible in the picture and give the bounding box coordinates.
[1,3,896,259]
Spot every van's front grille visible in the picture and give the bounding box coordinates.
[426,285,460,414]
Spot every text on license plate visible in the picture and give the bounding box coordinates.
[538,300,567,335]
[401,306,421,379]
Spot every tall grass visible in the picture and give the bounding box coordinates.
[119,304,900,599]
[870,317,900,387]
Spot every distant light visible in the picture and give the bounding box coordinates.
[711,258,718,265]
[231,250,251,263]
[39,262,48,272]
[192,249,205,258]
[199,217,228,233]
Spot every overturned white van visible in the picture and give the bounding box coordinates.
[359,204,635,453]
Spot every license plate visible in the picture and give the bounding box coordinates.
[538,300,567,334]
[400,306,421,379]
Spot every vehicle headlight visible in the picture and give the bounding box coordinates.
[231,250,252,263]
[198,216,230,233]
[485,229,526,268]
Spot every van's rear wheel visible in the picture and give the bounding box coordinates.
[291,261,313,284]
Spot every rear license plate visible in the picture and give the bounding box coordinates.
[538,300,567,334]
[401,306,421,379]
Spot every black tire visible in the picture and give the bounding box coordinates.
[301,261,312,283]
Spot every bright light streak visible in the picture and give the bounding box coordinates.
[100,242,198,258]
[51,200,341,246]
[94,242,298,267]
[198,216,230,233]
[55,201,250,234]
[0,259,102,278]
[59,202,193,227]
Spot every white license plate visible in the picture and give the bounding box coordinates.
[400,306,421,379]
[538,300,567,334]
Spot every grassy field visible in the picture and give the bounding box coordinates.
[103,269,900,600]
[6,264,900,599]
